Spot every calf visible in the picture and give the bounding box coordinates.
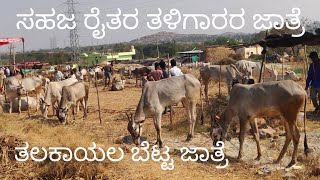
[210,80,308,167]
[57,81,89,124]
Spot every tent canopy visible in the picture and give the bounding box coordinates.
[234,29,320,49]
[0,38,24,46]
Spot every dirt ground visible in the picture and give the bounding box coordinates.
[0,63,320,179]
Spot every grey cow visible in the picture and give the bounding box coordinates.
[57,81,89,124]
[127,74,203,148]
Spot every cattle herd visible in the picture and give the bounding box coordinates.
[0,60,307,168]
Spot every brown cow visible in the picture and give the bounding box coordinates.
[210,80,308,167]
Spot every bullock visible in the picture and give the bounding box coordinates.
[235,60,280,82]
[200,64,247,100]
[283,70,301,81]
[40,78,78,119]
[57,81,89,124]
[111,78,126,91]
[0,95,39,113]
[5,76,42,113]
[132,66,152,87]
[126,74,203,147]
[210,80,308,167]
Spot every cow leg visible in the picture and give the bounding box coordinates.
[43,106,49,119]
[249,119,261,160]
[153,112,163,148]
[237,119,247,160]
[36,94,39,111]
[9,100,12,114]
[204,82,209,101]
[135,77,138,87]
[190,101,197,139]
[76,101,80,115]
[275,121,292,163]
[182,99,193,142]
[287,122,300,167]
[72,106,76,121]
[81,99,87,120]
[18,97,22,114]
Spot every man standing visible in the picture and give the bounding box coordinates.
[170,59,183,77]
[104,61,114,87]
[159,60,169,79]
[149,62,163,81]
[306,51,320,113]
[54,67,64,81]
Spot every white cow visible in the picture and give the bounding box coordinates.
[127,74,203,147]
[5,76,42,113]
[200,64,247,100]
[57,81,89,124]
[40,78,78,119]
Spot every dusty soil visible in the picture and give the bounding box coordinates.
[0,63,320,179]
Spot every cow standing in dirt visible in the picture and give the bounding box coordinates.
[210,80,308,167]
[40,78,78,119]
[5,76,43,113]
[132,66,153,87]
[127,74,203,147]
[200,64,246,100]
[57,81,89,124]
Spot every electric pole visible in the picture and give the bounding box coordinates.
[65,0,80,61]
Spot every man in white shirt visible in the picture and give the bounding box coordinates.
[54,67,64,81]
[170,59,183,77]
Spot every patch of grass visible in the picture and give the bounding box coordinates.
[293,67,304,74]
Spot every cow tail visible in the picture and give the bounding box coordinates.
[303,94,309,156]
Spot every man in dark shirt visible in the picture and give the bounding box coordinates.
[306,51,320,113]
[104,61,114,87]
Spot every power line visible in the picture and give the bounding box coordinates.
[65,0,80,61]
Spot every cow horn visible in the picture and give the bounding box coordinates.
[125,111,131,121]
[130,112,133,120]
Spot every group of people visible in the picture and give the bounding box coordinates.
[148,59,184,82]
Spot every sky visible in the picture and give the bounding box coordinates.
[0,0,318,52]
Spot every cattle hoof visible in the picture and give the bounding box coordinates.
[255,156,261,161]
[273,160,280,164]
[154,141,159,145]
[185,134,192,142]
[287,161,297,168]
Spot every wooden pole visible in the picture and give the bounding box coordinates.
[167,54,173,126]
[95,72,102,124]
[26,92,30,117]
[282,57,284,80]
[259,52,266,83]
[259,30,268,83]
[303,45,310,103]
[304,45,308,81]
[219,61,221,95]
[23,38,26,69]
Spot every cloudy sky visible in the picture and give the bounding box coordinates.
[0,0,318,51]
